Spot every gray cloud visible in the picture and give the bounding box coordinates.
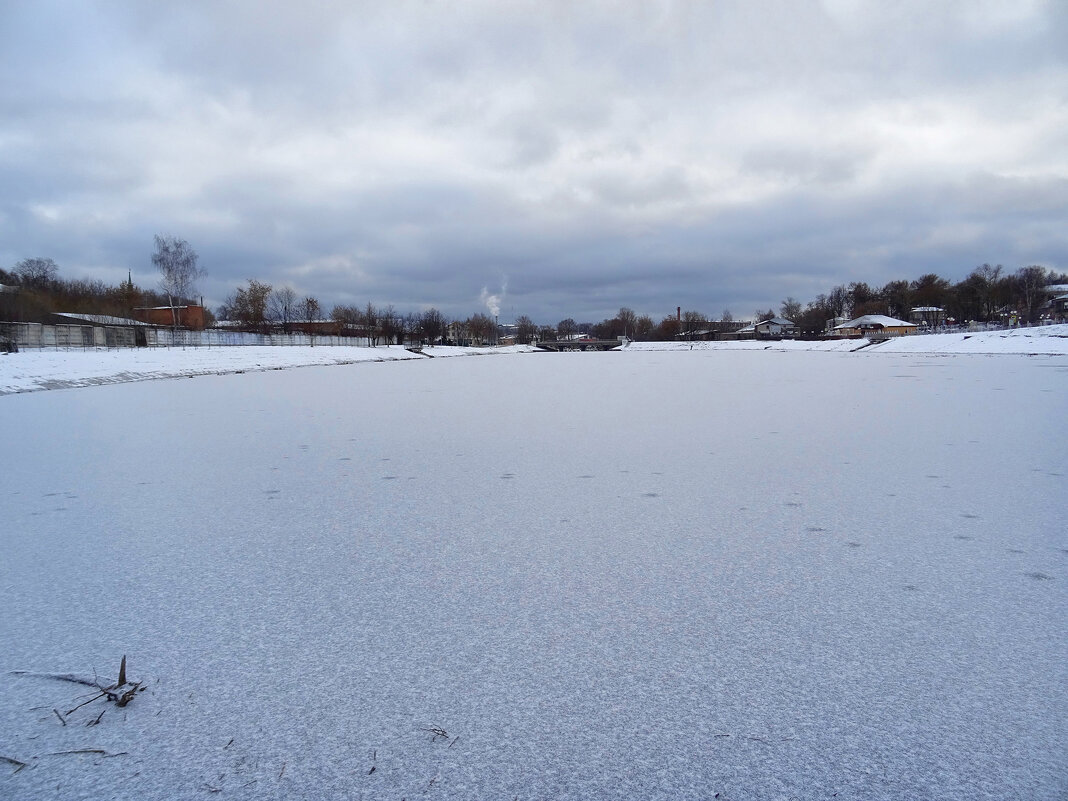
[1,0,1065,323]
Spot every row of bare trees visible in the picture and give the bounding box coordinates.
[4,249,1064,344]
[216,279,455,345]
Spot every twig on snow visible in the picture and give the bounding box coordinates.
[66,691,108,717]
[423,726,449,741]
[43,749,128,760]
[52,708,67,727]
[1,755,29,773]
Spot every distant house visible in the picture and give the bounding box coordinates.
[754,317,799,338]
[910,306,946,327]
[1043,293,1068,321]
[1040,285,1068,321]
[133,305,206,330]
[824,316,850,334]
[833,315,917,338]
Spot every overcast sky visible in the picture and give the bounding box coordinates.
[2,0,1066,323]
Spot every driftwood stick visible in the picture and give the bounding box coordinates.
[65,691,107,716]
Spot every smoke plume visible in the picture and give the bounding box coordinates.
[480,280,506,318]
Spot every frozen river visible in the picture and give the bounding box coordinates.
[1,350,1065,799]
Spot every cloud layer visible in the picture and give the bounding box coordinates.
[2,0,1066,322]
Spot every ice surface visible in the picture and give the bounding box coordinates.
[0,349,1065,800]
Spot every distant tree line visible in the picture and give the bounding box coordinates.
[781,265,1066,336]
[578,264,1067,341]
[0,256,191,324]
[2,245,1064,344]
[215,278,460,345]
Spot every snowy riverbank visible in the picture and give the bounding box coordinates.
[0,344,539,395]
[1,326,1066,395]
[625,323,1068,355]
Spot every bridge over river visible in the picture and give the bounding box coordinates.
[536,339,627,352]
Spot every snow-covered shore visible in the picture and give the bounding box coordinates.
[625,323,1068,355]
[0,344,539,395]
[1,326,1066,395]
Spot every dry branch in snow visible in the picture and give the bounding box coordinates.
[11,655,146,725]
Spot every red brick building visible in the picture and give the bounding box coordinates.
[133,305,206,330]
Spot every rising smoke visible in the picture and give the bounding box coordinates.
[479,280,507,318]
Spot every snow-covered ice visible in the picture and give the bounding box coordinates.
[0,347,1065,800]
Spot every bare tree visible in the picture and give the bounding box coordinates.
[881,280,911,320]
[556,318,578,340]
[656,314,681,341]
[1015,265,1048,323]
[635,314,655,340]
[451,317,471,345]
[465,313,495,345]
[846,282,877,317]
[299,295,322,323]
[909,274,951,322]
[364,302,378,346]
[331,304,361,338]
[403,311,421,345]
[681,310,705,340]
[514,314,537,344]
[379,305,401,345]
[225,279,272,332]
[420,308,445,346]
[780,297,802,321]
[827,285,848,319]
[972,264,1003,320]
[152,235,204,331]
[14,257,59,288]
[270,286,298,333]
[617,307,637,338]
